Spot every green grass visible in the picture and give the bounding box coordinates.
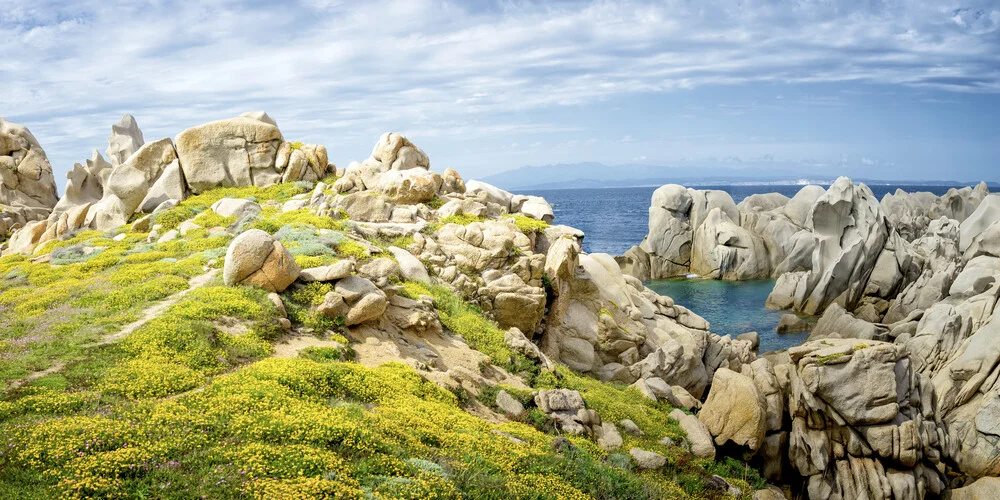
[398,281,512,367]
[505,214,550,234]
[440,214,486,226]
[0,179,764,500]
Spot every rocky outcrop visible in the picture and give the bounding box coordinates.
[3,112,331,254]
[882,183,989,241]
[0,118,59,239]
[698,368,767,450]
[177,113,302,193]
[223,229,300,292]
[775,177,889,315]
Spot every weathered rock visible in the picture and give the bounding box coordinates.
[691,207,770,279]
[534,389,590,435]
[388,246,430,282]
[512,195,554,223]
[808,303,887,341]
[629,448,666,469]
[105,114,144,167]
[479,273,546,335]
[952,477,1000,500]
[961,195,1000,257]
[595,422,623,451]
[334,192,394,222]
[670,409,715,459]
[175,115,283,193]
[211,198,261,219]
[776,313,810,334]
[465,181,513,211]
[495,389,525,417]
[223,229,300,292]
[299,260,354,282]
[335,276,388,326]
[0,118,60,237]
[791,177,889,315]
[698,368,767,450]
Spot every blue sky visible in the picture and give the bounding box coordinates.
[2,0,999,184]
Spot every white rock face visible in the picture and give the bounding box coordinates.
[622,183,824,284]
[0,117,59,238]
[88,137,183,230]
[883,183,989,241]
[105,114,144,167]
[691,207,770,280]
[175,115,283,193]
[961,195,1000,257]
[786,177,889,315]
[223,229,300,292]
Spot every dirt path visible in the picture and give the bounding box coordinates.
[5,269,220,392]
[5,362,67,391]
[88,269,220,347]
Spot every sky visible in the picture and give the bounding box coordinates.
[2,0,999,186]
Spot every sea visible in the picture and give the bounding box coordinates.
[521,184,960,352]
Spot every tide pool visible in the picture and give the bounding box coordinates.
[646,278,810,353]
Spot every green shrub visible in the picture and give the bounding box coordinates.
[505,214,550,234]
[399,281,511,367]
[440,214,485,226]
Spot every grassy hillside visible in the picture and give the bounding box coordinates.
[0,180,763,499]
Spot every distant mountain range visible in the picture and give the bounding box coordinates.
[477,162,999,191]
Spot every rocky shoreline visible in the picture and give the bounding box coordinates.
[2,112,998,498]
[619,176,1000,497]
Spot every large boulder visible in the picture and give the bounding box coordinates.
[636,184,693,278]
[690,207,770,280]
[223,229,300,292]
[175,114,282,193]
[961,195,1000,257]
[698,368,767,450]
[175,113,300,194]
[0,118,59,237]
[334,276,388,326]
[783,177,890,315]
[105,114,144,167]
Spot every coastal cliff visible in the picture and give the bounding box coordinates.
[0,112,997,499]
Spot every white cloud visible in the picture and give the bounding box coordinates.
[1,0,999,180]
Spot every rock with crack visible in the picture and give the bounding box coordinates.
[333,276,388,326]
[698,367,767,450]
[223,229,300,292]
[785,177,890,315]
[478,272,546,335]
[0,117,59,240]
[533,389,598,436]
[175,112,328,194]
[691,206,771,280]
[105,114,144,167]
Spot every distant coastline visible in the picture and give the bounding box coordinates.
[477,162,1000,191]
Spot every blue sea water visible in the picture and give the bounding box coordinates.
[646,279,810,352]
[523,184,958,256]
[521,184,958,352]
